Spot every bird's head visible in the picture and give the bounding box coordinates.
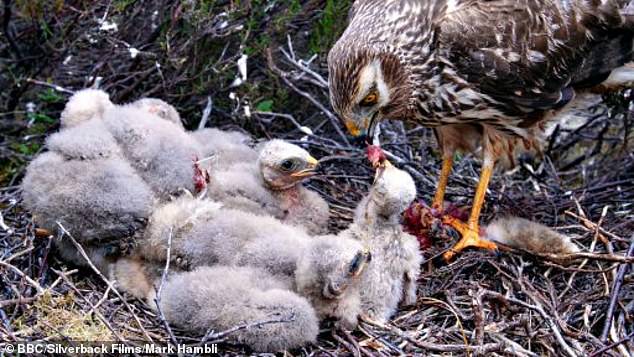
[131,98,183,128]
[328,46,411,142]
[257,140,319,190]
[369,162,416,219]
[295,235,371,329]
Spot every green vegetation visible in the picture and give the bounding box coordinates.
[309,0,351,54]
[0,0,354,186]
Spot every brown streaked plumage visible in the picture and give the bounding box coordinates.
[328,0,634,259]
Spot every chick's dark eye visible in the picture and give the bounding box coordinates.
[280,159,297,171]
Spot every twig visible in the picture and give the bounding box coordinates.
[57,223,154,342]
[198,96,213,130]
[481,289,579,357]
[589,331,634,357]
[266,48,351,146]
[0,211,13,234]
[25,78,74,94]
[202,314,295,342]
[600,235,634,342]
[0,260,44,294]
[0,296,38,308]
[153,226,179,347]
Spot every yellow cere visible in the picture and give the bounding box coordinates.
[345,120,362,137]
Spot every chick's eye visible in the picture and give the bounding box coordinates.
[360,91,378,107]
[280,159,297,171]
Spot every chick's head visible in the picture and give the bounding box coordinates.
[60,89,114,128]
[131,98,182,128]
[295,235,370,328]
[370,163,416,219]
[258,140,319,190]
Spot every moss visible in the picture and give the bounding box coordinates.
[15,291,114,341]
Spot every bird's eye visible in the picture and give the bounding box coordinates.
[280,159,298,172]
[360,91,379,107]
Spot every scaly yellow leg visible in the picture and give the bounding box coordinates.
[432,154,454,210]
[443,154,498,261]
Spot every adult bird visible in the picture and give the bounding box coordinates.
[328,0,634,260]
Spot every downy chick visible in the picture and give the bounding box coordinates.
[46,116,122,160]
[59,89,114,128]
[160,266,319,352]
[485,216,580,254]
[207,139,330,234]
[138,196,368,328]
[22,152,154,243]
[21,152,155,271]
[129,98,183,129]
[112,258,319,352]
[345,161,422,323]
[191,128,258,168]
[100,104,204,198]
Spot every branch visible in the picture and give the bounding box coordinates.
[600,235,634,342]
[153,226,179,347]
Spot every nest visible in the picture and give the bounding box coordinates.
[1,1,633,355]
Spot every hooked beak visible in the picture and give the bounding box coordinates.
[348,249,372,278]
[290,156,319,178]
[323,280,347,299]
[343,112,380,142]
[367,112,380,140]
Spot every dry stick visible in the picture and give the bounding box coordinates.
[25,78,74,94]
[361,317,504,355]
[560,206,607,298]
[0,260,44,294]
[482,289,579,357]
[203,315,295,342]
[469,289,485,346]
[341,329,373,357]
[153,227,179,347]
[528,250,634,264]
[600,235,634,342]
[565,211,624,241]
[89,284,112,314]
[266,48,352,146]
[57,223,154,342]
[279,45,328,88]
[198,96,213,130]
[490,333,540,357]
[590,331,634,357]
[253,110,343,147]
[0,296,38,308]
[331,329,361,357]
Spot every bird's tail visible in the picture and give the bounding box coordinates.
[485,217,579,255]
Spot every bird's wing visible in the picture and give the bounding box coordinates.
[437,0,634,115]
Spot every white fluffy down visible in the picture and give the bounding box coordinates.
[60,89,114,128]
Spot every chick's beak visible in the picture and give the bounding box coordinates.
[290,155,319,178]
[349,249,371,278]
